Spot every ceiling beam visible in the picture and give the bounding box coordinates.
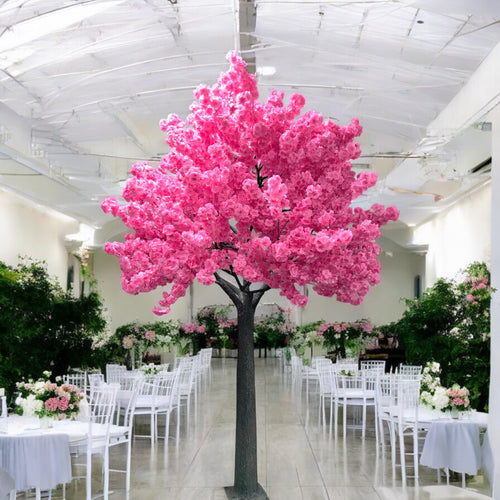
[239,0,257,74]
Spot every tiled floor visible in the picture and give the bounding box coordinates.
[62,357,490,500]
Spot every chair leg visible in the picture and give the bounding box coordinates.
[150,412,155,446]
[399,427,406,487]
[343,404,347,439]
[86,448,92,500]
[388,420,396,479]
[362,403,367,439]
[126,437,132,491]
[334,400,338,440]
[103,447,110,500]
[413,429,419,483]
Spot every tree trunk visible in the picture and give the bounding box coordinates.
[233,291,258,495]
[215,275,269,499]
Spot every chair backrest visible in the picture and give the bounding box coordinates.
[337,372,364,391]
[106,363,127,383]
[175,356,196,395]
[89,383,119,425]
[316,363,335,395]
[63,372,87,393]
[88,372,105,392]
[375,373,398,412]
[360,360,386,373]
[312,357,331,369]
[120,376,145,429]
[337,357,357,365]
[199,348,213,370]
[332,362,358,374]
[395,375,422,423]
[290,355,303,382]
[153,371,179,411]
[119,371,143,391]
[399,364,422,377]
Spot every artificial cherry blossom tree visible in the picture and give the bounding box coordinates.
[102,52,399,498]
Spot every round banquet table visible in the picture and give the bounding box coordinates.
[420,412,488,476]
[0,414,126,497]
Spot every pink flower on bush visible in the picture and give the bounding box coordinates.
[182,322,206,334]
[122,335,135,349]
[362,322,373,333]
[145,330,156,341]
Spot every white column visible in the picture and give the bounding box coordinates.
[489,103,500,498]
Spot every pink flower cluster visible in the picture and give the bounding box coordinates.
[44,396,69,413]
[102,51,399,314]
[465,276,490,306]
[446,384,470,410]
[144,330,156,341]
[182,322,206,334]
[319,320,373,334]
[122,335,135,349]
[218,319,237,329]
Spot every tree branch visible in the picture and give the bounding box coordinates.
[214,272,242,306]
[252,284,271,309]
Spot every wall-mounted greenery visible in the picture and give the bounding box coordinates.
[0,258,107,400]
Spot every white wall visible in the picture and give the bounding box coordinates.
[0,188,79,287]
[93,249,189,334]
[301,250,424,327]
[412,182,491,287]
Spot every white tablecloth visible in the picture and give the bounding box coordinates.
[420,414,488,475]
[0,415,120,493]
[0,433,71,491]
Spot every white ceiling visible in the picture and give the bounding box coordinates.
[0,0,498,246]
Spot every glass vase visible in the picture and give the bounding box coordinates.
[39,416,54,428]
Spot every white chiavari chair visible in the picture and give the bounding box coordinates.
[70,382,119,500]
[108,376,144,492]
[391,375,425,486]
[336,370,376,439]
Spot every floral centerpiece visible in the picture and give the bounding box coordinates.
[15,371,84,420]
[140,363,165,376]
[419,361,471,414]
[445,384,470,412]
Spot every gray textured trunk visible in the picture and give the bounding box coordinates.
[216,274,269,499]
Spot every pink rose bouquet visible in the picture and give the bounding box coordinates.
[445,383,470,412]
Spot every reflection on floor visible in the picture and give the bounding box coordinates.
[62,357,490,500]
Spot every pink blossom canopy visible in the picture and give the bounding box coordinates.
[102,52,399,314]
